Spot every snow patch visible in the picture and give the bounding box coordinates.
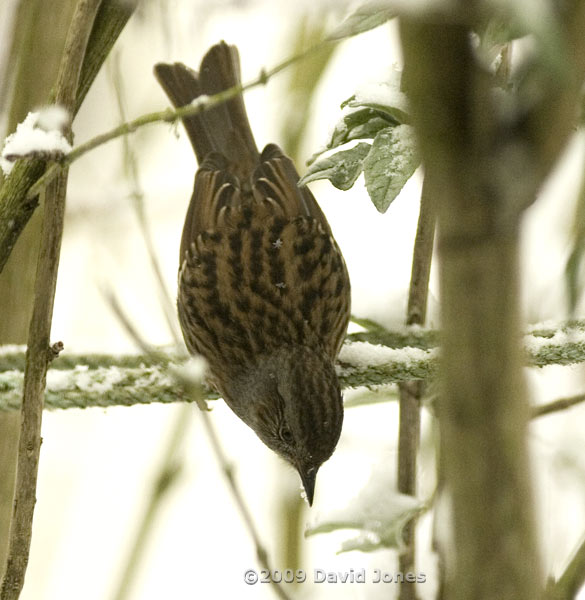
[339,341,435,368]
[1,108,72,175]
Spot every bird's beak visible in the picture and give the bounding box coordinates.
[298,464,317,506]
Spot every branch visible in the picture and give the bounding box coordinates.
[396,4,585,594]
[74,0,137,111]
[0,37,329,247]
[0,2,102,598]
[403,176,436,328]
[546,534,585,600]
[24,40,330,201]
[2,318,585,411]
[397,170,436,600]
[1,355,582,417]
[0,346,436,412]
[111,404,192,600]
[531,393,585,419]
[0,0,135,276]
[100,289,289,599]
[200,412,292,600]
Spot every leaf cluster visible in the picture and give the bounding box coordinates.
[301,84,419,213]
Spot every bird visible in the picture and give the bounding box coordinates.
[154,42,351,505]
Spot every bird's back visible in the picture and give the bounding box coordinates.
[178,149,351,372]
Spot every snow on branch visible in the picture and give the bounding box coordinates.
[0,108,71,175]
[1,320,585,412]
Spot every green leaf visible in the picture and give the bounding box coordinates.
[308,108,397,165]
[331,109,398,147]
[299,142,371,191]
[306,484,425,553]
[342,83,410,125]
[305,423,425,555]
[363,125,419,213]
[328,1,396,41]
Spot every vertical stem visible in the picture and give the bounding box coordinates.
[0,0,78,575]
[1,172,70,600]
[404,177,436,328]
[0,1,101,597]
[397,176,435,600]
[396,382,421,596]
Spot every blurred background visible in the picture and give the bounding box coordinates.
[1,1,585,598]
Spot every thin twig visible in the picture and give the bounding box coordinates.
[102,290,155,352]
[100,288,207,408]
[111,404,193,600]
[103,294,290,600]
[24,40,330,200]
[200,412,292,600]
[108,53,182,345]
[397,174,435,600]
[100,290,289,599]
[0,2,101,598]
[545,534,585,600]
[531,393,585,419]
[105,64,197,593]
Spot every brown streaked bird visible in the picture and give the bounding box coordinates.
[154,42,350,505]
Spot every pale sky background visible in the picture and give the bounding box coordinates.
[2,1,585,599]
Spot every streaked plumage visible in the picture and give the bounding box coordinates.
[155,42,350,504]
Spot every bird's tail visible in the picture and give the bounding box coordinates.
[154,41,259,178]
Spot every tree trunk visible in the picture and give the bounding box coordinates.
[400,20,543,599]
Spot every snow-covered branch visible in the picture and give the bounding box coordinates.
[2,320,585,411]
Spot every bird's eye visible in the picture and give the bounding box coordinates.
[280,425,293,444]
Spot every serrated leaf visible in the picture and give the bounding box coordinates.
[308,109,397,165]
[363,125,419,213]
[328,1,396,41]
[343,83,410,124]
[299,142,371,191]
[333,109,398,146]
[305,454,425,553]
[306,495,422,552]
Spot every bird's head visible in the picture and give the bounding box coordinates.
[222,344,343,505]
